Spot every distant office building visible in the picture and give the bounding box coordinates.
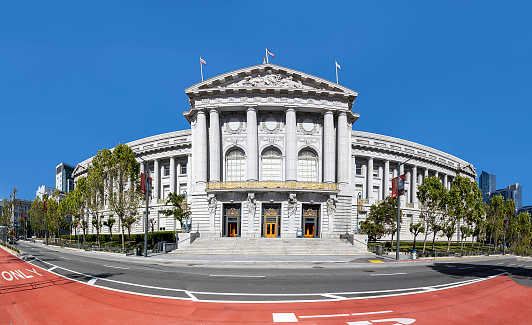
[36,185,54,199]
[517,205,532,215]
[485,183,522,211]
[479,170,496,202]
[0,198,32,235]
[55,163,75,194]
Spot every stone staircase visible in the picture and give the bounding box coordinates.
[172,237,368,255]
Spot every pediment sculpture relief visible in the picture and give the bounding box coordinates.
[226,74,319,90]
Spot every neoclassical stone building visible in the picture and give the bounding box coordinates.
[73,63,476,240]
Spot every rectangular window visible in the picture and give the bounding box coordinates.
[373,165,379,178]
[164,165,170,177]
[180,184,187,196]
[163,185,170,199]
[180,163,187,175]
[355,185,364,198]
[356,164,363,176]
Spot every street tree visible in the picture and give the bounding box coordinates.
[162,193,191,232]
[409,222,424,251]
[122,215,138,246]
[103,217,116,245]
[360,196,401,249]
[100,144,142,250]
[487,195,505,253]
[1,187,20,232]
[417,176,446,253]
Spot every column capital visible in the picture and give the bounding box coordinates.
[207,106,220,113]
[246,105,258,111]
[284,106,297,113]
[323,109,334,116]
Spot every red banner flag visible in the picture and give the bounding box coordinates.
[140,173,152,196]
[391,174,406,198]
[21,212,25,220]
[43,201,47,212]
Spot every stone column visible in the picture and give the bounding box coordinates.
[424,168,429,182]
[140,162,145,175]
[323,110,335,183]
[209,108,221,182]
[246,106,258,181]
[362,164,367,199]
[443,174,448,189]
[285,107,297,182]
[384,160,390,198]
[170,157,176,194]
[153,159,160,200]
[412,165,418,204]
[337,111,348,184]
[367,157,374,198]
[186,154,192,200]
[435,171,439,180]
[193,109,208,184]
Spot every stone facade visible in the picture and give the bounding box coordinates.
[73,63,477,241]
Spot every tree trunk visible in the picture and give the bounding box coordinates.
[423,231,429,254]
[413,235,417,251]
[432,231,437,251]
[390,233,394,252]
[447,237,451,253]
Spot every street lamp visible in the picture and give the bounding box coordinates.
[395,156,413,260]
[356,192,362,234]
[137,156,151,258]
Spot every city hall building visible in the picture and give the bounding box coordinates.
[73,63,477,240]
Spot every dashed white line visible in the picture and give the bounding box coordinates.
[370,272,407,276]
[102,265,130,270]
[299,313,350,318]
[48,266,58,271]
[351,310,393,316]
[59,257,71,260]
[88,277,99,285]
[209,274,265,278]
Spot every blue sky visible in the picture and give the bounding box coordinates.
[1,1,531,204]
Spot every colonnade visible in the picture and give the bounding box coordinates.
[139,155,192,201]
[193,107,351,185]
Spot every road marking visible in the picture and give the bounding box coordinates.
[209,274,265,278]
[272,313,298,322]
[59,257,71,260]
[351,310,393,316]
[88,277,99,285]
[322,293,346,299]
[368,260,384,263]
[458,267,474,270]
[370,273,407,276]
[48,266,58,271]
[103,265,130,270]
[348,318,415,325]
[299,313,350,318]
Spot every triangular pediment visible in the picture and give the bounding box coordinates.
[460,164,477,176]
[185,63,358,98]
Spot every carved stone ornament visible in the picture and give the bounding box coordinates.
[288,194,297,217]
[259,112,284,134]
[223,112,245,134]
[208,197,217,215]
[247,195,257,218]
[260,137,283,145]
[326,197,338,218]
[297,113,319,135]
[227,72,319,90]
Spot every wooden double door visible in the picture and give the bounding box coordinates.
[223,204,241,237]
[302,204,320,238]
[262,204,281,238]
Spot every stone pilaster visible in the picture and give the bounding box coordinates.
[193,109,208,185]
[367,157,374,198]
[209,108,221,182]
[153,159,160,200]
[285,107,297,182]
[323,110,335,183]
[384,160,390,198]
[412,165,418,204]
[337,112,349,184]
[246,106,258,181]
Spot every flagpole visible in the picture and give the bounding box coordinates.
[335,60,339,84]
[200,56,204,82]
[265,48,269,63]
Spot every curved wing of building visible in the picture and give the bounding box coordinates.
[73,63,476,240]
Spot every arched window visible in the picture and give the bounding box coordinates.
[298,150,318,182]
[226,149,246,181]
[262,148,282,181]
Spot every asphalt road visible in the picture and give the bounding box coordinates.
[16,241,532,302]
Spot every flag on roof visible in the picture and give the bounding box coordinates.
[200,57,206,65]
[266,48,275,58]
[335,60,341,69]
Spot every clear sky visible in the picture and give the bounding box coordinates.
[1,1,531,205]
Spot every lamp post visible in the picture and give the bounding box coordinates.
[356,192,362,234]
[396,156,413,260]
[138,157,150,258]
[182,191,189,233]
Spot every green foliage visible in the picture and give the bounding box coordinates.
[162,193,191,229]
[417,176,446,253]
[361,196,402,243]
[409,222,424,250]
[61,231,177,248]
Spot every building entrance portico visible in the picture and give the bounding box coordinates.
[302,204,320,238]
[262,203,281,237]
[223,204,241,237]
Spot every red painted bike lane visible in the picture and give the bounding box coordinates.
[0,247,530,324]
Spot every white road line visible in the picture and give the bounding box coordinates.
[48,266,58,271]
[88,277,99,285]
[458,267,474,270]
[59,257,71,260]
[103,265,130,270]
[322,293,346,300]
[496,262,504,265]
[299,313,350,318]
[273,313,298,323]
[209,274,265,278]
[370,272,407,276]
[351,310,393,316]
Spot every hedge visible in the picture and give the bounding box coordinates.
[61,231,178,244]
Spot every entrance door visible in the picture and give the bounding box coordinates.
[262,204,281,237]
[223,204,241,237]
[302,205,320,238]
[304,218,315,237]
